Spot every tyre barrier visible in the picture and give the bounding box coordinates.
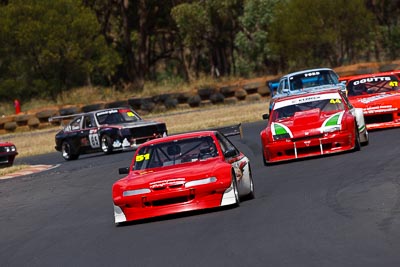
[187,95,202,107]
[14,114,33,126]
[220,85,238,97]
[4,62,400,134]
[210,92,225,104]
[81,103,105,113]
[59,106,81,116]
[197,86,218,100]
[36,109,59,123]
[234,89,247,100]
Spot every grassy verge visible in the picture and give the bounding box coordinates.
[0,99,270,160]
[0,164,30,176]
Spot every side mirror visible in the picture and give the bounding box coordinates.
[224,148,237,158]
[262,113,270,120]
[118,167,129,174]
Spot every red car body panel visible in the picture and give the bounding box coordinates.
[113,159,232,222]
[340,71,400,130]
[112,130,253,223]
[260,90,358,163]
[0,141,18,168]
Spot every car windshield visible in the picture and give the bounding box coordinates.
[289,70,339,90]
[133,136,218,170]
[96,109,140,124]
[347,75,400,96]
[272,93,344,121]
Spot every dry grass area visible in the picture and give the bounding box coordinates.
[0,99,270,160]
[0,164,30,176]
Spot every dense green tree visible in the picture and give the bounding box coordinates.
[85,0,183,91]
[270,0,374,71]
[366,0,400,60]
[234,0,279,76]
[0,0,119,102]
[172,0,243,79]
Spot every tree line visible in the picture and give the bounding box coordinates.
[0,0,399,102]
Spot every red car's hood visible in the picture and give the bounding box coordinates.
[116,159,224,189]
[348,92,400,113]
[271,109,344,139]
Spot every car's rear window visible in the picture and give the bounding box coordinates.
[96,109,140,124]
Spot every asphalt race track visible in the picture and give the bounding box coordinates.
[1,121,400,267]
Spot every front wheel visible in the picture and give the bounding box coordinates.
[262,148,269,166]
[361,130,369,146]
[61,140,79,160]
[101,135,113,154]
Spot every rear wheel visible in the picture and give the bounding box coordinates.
[101,135,113,154]
[243,165,255,200]
[232,171,240,207]
[61,140,79,160]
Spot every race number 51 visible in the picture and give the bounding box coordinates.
[136,153,150,161]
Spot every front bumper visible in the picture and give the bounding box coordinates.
[263,131,354,163]
[0,152,18,167]
[113,179,233,224]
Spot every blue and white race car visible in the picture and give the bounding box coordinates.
[273,68,346,97]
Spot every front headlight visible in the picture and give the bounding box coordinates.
[11,146,16,152]
[185,177,217,187]
[273,133,291,140]
[123,188,151,197]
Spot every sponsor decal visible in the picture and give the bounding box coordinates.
[358,94,393,104]
[363,105,397,114]
[353,76,392,85]
[275,93,341,109]
[304,71,320,77]
[149,178,186,189]
[96,109,118,116]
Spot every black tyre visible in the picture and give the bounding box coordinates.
[232,171,240,207]
[101,135,113,154]
[354,125,361,151]
[262,149,269,166]
[243,164,255,200]
[61,140,79,160]
[362,130,369,146]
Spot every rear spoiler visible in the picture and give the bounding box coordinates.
[48,113,84,123]
[209,123,243,138]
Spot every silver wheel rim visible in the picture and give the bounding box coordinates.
[62,143,70,159]
[101,137,108,152]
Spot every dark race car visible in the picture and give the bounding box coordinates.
[112,125,254,224]
[50,107,167,160]
[0,141,18,168]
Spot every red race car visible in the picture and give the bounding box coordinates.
[112,127,254,224]
[0,141,18,168]
[260,89,368,164]
[340,70,400,130]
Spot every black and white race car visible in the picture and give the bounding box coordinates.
[50,107,167,160]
